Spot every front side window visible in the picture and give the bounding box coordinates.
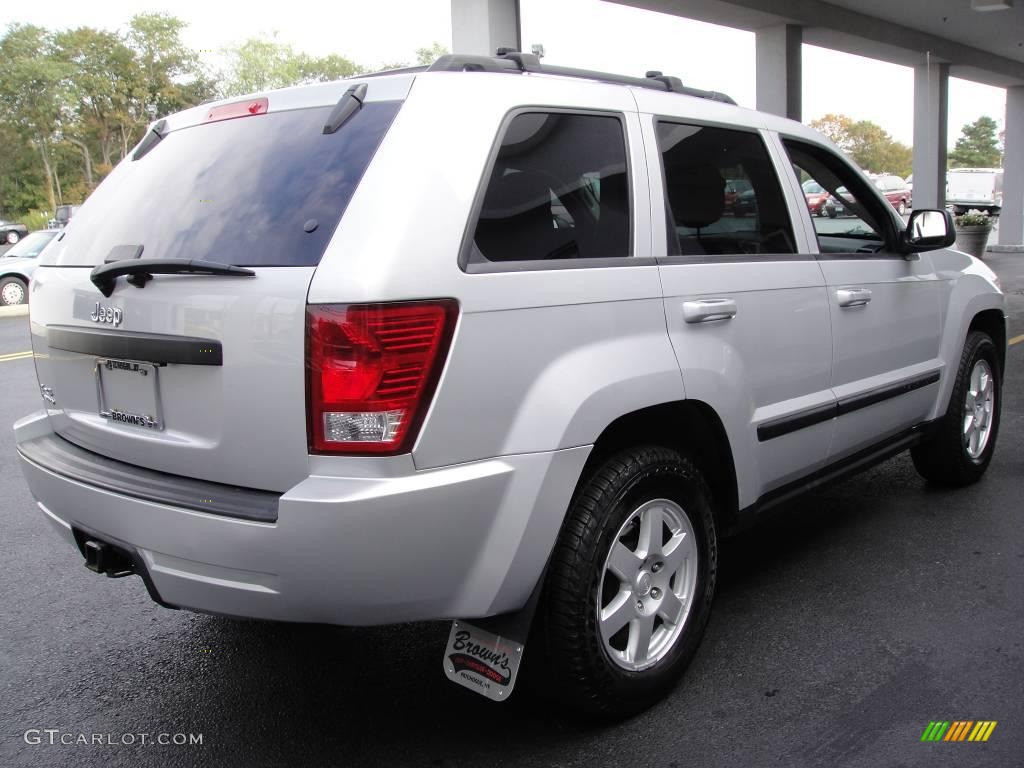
[783,139,892,254]
[657,122,796,257]
[470,112,630,264]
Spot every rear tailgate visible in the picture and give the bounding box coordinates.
[30,80,408,493]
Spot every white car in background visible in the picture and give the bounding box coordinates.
[0,229,61,305]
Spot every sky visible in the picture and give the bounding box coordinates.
[0,0,1009,149]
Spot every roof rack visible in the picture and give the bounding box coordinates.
[427,51,736,105]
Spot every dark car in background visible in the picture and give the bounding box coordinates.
[46,204,80,230]
[0,219,29,245]
[825,186,857,218]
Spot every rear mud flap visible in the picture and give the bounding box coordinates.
[442,567,545,702]
[443,620,524,701]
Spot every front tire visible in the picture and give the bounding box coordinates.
[0,276,27,306]
[5,230,20,245]
[897,200,907,216]
[911,331,1001,485]
[537,446,717,718]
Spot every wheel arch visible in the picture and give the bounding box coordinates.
[969,308,1007,375]
[580,400,739,535]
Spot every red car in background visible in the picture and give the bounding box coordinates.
[869,174,912,215]
[802,180,830,216]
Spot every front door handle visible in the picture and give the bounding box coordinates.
[683,298,737,324]
[836,287,872,307]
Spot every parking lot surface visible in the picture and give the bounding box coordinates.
[1,254,1021,768]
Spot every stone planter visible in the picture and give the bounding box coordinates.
[954,224,992,259]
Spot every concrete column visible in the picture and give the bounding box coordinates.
[451,0,521,56]
[912,61,949,210]
[999,86,1024,246]
[755,25,802,121]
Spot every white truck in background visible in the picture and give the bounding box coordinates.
[947,168,1003,214]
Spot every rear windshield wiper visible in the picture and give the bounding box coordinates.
[323,83,367,135]
[90,258,256,297]
[132,119,167,161]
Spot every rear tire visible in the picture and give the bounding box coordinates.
[897,200,907,216]
[0,276,27,306]
[911,331,1001,486]
[536,445,717,719]
[5,230,20,245]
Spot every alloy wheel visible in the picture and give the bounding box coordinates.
[597,498,698,671]
[963,359,995,460]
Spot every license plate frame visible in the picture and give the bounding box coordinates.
[94,358,163,431]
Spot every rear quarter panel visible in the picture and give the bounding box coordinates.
[309,74,685,468]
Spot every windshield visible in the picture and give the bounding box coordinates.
[802,181,825,194]
[43,101,401,268]
[4,230,57,258]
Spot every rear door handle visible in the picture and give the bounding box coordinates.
[836,287,872,307]
[683,298,737,324]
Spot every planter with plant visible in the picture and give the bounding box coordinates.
[954,209,994,259]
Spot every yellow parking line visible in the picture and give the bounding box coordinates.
[0,351,32,362]
[1010,334,1024,347]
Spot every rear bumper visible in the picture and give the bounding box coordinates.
[15,411,590,626]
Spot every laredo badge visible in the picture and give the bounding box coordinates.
[443,620,523,701]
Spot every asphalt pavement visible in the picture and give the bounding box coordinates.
[0,254,1021,768]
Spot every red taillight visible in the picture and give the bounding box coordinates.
[306,300,458,455]
[205,97,268,123]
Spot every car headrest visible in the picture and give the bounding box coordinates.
[666,163,725,229]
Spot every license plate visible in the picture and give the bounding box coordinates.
[95,358,163,430]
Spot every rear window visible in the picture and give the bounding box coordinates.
[43,101,401,268]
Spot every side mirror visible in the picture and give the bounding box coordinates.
[902,209,956,253]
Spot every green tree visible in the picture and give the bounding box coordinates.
[221,36,363,97]
[54,27,140,187]
[0,21,446,219]
[0,123,47,216]
[809,113,913,177]
[948,116,1002,168]
[0,24,69,210]
[415,42,449,66]
[126,13,216,128]
[301,52,364,82]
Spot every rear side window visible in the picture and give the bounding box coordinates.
[657,122,796,257]
[43,101,401,268]
[469,111,631,264]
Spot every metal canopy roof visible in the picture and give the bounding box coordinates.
[610,0,1024,86]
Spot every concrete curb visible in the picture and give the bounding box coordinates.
[987,245,1024,254]
[0,304,29,318]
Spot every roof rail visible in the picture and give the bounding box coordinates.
[427,52,736,105]
[360,64,430,79]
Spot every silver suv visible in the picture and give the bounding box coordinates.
[15,53,1006,718]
